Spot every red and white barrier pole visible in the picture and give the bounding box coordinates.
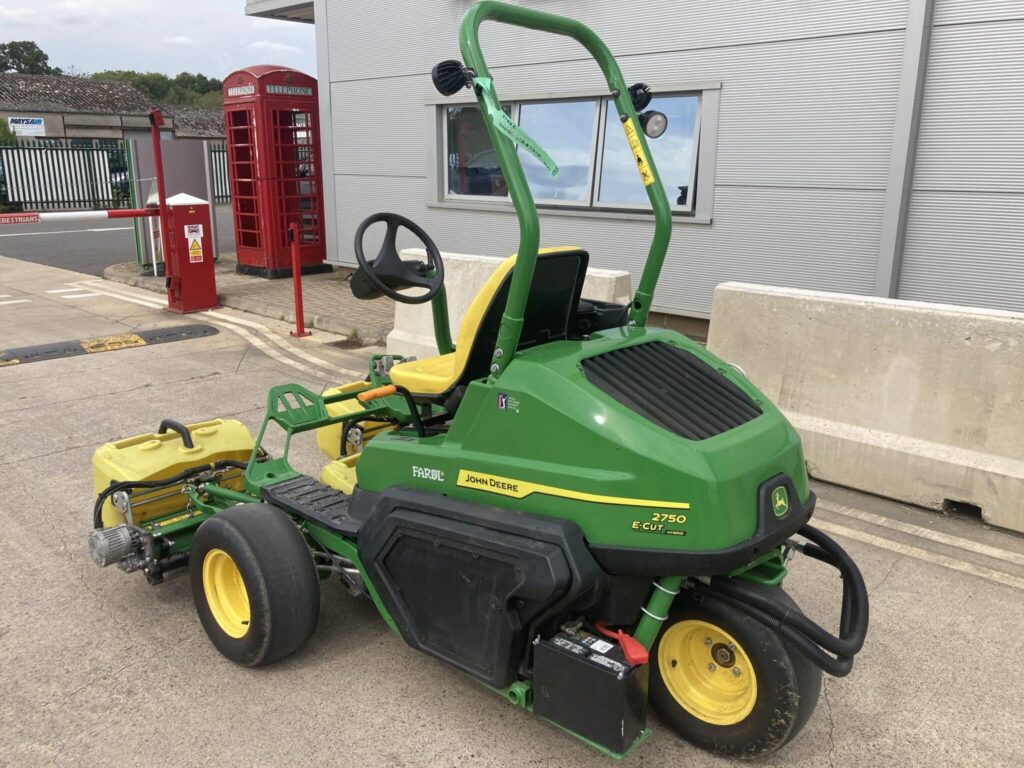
[148,108,172,274]
[289,222,311,338]
[0,209,157,226]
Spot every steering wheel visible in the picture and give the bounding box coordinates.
[353,213,445,304]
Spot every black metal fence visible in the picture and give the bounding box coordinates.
[0,138,129,211]
[209,143,230,204]
[0,138,231,212]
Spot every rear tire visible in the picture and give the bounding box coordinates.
[190,503,319,666]
[774,588,822,746]
[650,585,820,758]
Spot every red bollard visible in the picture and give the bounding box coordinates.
[289,222,311,338]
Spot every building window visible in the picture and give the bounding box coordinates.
[517,99,599,204]
[441,90,703,214]
[446,104,508,197]
[598,94,700,211]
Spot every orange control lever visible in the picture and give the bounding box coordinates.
[357,384,397,403]
[594,621,649,666]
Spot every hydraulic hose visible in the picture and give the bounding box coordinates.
[701,571,865,657]
[92,459,249,529]
[690,523,869,677]
[700,587,854,677]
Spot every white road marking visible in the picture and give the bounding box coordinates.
[815,520,1024,592]
[0,299,31,306]
[46,288,80,294]
[207,320,327,377]
[70,283,341,379]
[0,226,133,238]
[69,285,165,311]
[818,500,1024,568]
[205,310,362,379]
[0,294,10,298]
[61,292,101,299]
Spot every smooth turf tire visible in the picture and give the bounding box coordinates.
[650,586,820,759]
[773,588,823,747]
[190,503,319,667]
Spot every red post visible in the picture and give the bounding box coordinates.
[289,222,311,337]
[148,108,172,279]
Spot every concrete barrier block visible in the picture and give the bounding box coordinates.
[707,282,1024,533]
[387,248,631,358]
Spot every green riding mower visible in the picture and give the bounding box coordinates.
[88,2,867,759]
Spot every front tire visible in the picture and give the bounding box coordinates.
[650,586,821,758]
[190,504,320,666]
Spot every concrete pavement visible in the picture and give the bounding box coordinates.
[105,250,395,345]
[1,256,1023,767]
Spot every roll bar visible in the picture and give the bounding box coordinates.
[458,1,672,376]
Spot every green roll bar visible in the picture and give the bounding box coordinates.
[458,1,673,377]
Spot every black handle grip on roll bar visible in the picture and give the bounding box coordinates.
[157,419,194,449]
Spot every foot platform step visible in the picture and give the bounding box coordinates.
[262,475,362,537]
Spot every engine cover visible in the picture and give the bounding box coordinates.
[357,488,605,688]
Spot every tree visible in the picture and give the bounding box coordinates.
[0,119,16,146]
[0,41,62,75]
[91,69,223,107]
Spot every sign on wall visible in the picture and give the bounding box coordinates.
[7,116,45,136]
[266,84,313,96]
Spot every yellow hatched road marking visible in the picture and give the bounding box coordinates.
[81,333,146,353]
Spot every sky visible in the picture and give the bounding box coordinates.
[0,0,316,78]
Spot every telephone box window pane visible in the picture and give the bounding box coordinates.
[599,94,699,210]
[446,105,509,197]
[517,100,597,203]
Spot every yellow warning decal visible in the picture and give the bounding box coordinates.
[456,470,690,510]
[81,333,146,354]
[622,118,655,187]
[188,238,204,263]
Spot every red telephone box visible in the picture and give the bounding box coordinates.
[223,66,328,278]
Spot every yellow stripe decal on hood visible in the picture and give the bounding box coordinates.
[456,470,690,510]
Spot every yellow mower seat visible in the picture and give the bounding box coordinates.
[389,246,586,397]
[389,254,516,396]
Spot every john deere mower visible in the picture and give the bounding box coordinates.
[88,2,867,759]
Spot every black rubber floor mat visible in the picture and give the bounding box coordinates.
[262,475,361,537]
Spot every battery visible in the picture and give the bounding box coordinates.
[532,629,647,754]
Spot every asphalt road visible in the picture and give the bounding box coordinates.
[0,204,235,276]
[1,256,1023,767]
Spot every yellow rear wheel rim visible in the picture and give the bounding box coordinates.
[202,548,251,639]
[658,619,758,726]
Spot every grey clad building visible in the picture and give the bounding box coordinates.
[247,0,1024,323]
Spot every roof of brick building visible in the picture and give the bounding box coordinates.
[165,105,224,139]
[0,73,153,115]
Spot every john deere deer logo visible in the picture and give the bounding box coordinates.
[771,486,789,518]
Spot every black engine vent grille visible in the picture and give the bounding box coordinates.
[581,342,762,440]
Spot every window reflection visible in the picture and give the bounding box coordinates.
[517,100,597,202]
[599,95,699,209]
[447,105,508,197]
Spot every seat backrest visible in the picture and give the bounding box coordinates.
[455,247,589,387]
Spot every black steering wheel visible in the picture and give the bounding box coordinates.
[352,212,445,304]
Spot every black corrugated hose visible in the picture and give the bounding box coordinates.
[691,524,869,677]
